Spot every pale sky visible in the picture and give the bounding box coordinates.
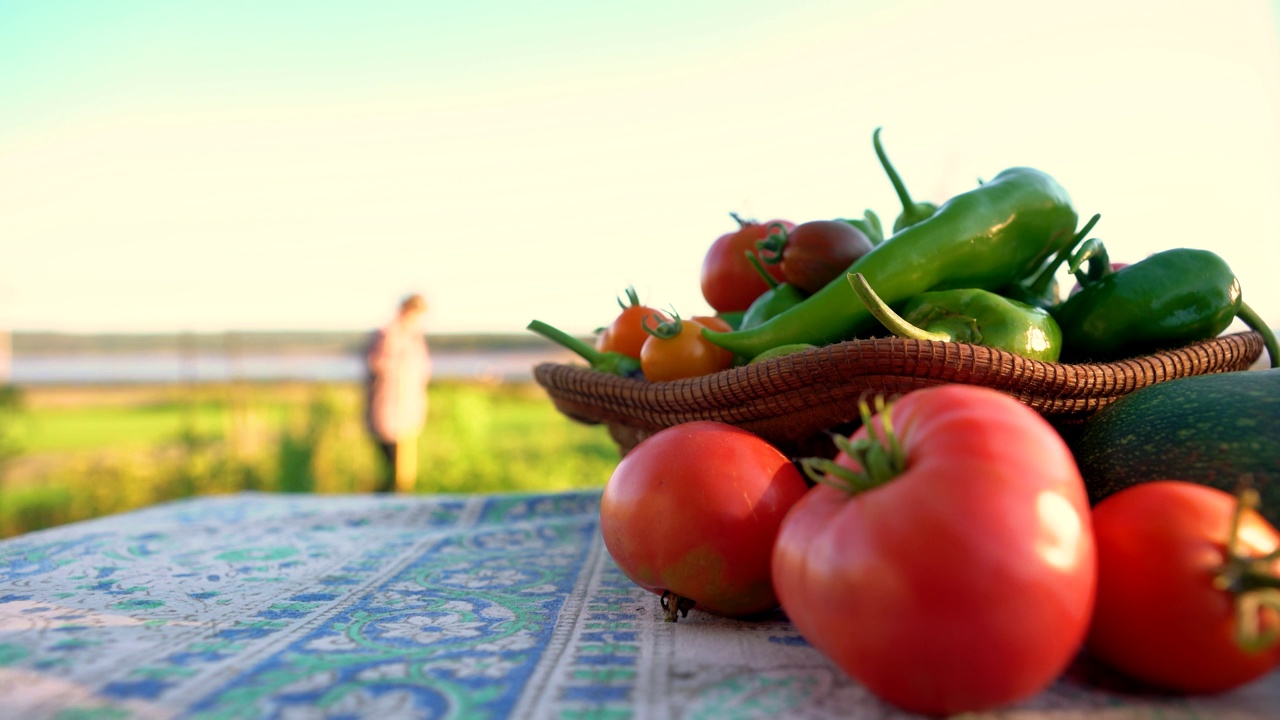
[3,0,1279,335]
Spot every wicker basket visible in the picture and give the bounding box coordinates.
[533,331,1266,458]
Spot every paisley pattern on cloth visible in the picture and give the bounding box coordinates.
[1,491,1278,719]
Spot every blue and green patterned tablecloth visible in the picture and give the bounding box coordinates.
[1,491,1277,719]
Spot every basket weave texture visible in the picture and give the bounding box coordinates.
[533,331,1265,457]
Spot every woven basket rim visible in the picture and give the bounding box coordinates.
[531,332,1265,455]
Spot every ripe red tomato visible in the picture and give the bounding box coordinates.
[639,314,731,381]
[772,385,1096,715]
[700,213,793,313]
[595,287,665,360]
[600,421,809,620]
[1086,481,1280,694]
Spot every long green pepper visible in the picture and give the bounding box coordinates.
[702,167,1080,358]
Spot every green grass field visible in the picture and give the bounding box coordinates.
[0,380,620,538]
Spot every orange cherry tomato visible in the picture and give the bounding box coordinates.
[691,315,735,367]
[596,287,665,360]
[640,313,731,381]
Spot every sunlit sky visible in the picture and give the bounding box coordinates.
[3,0,1279,335]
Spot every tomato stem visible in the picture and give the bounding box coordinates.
[617,286,642,311]
[1212,486,1280,652]
[744,250,780,290]
[800,396,906,495]
[642,307,684,340]
[660,590,695,622]
[755,224,789,265]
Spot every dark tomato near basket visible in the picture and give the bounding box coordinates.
[764,220,875,294]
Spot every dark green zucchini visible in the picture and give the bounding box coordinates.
[1069,368,1279,525]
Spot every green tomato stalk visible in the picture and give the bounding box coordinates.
[1214,486,1280,652]
[801,396,906,494]
[527,319,643,379]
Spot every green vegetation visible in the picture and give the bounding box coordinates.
[0,380,619,538]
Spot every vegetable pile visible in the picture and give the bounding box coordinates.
[529,128,1280,713]
[531,128,1278,373]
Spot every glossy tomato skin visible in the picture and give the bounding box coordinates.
[691,315,735,367]
[1086,481,1280,694]
[639,317,731,381]
[772,385,1096,715]
[595,292,666,360]
[776,220,875,294]
[700,217,793,313]
[600,421,809,617]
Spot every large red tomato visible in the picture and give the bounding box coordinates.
[1086,481,1280,694]
[700,213,793,313]
[772,385,1096,715]
[600,421,809,620]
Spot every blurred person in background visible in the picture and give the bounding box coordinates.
[364,293,432,492]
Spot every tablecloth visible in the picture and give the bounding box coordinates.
[1,490,1277,719]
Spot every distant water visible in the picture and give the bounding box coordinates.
[8,350,578,385]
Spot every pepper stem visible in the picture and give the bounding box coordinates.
[1025,213,1102,296]
[847,273,950,342]
[1236,301,1280,369]
[873,127,917,215]
[527,320,607,365]
[744,250,780,290]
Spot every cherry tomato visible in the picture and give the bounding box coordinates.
[640,313,731,381]
[772,385,1096,715]
[600,421,809,620]
[759,220,875,295]
[595,287,665,360]
[691,314,734,367]
[700,213,793,313]
[1086,481,1280,694]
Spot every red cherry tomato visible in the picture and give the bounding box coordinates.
[639,314,731,381]
[1086,481,1280,694]
[700,213,792,313]
[595,287,665,360]
[600,421,809,620]
[772,385,1096,715]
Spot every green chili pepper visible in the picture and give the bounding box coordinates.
[527,319,643,378]
[874,127,938,234]
[849,273,1063,362]
[738,250,806,331]
[715,310,745,331]
[747,343,818,364]
[702,167,1079,359]
[1052,248,1280,366]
